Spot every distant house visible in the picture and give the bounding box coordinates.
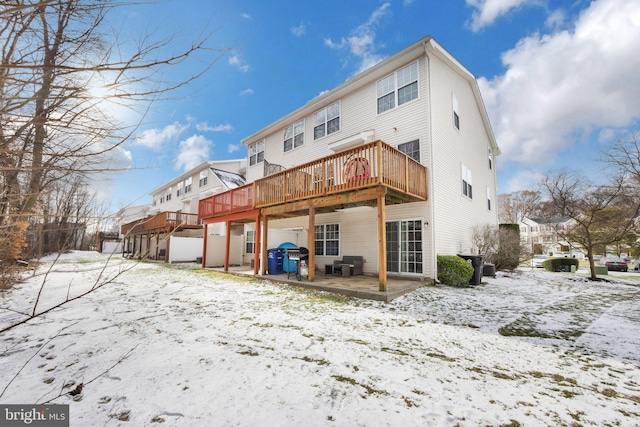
[198,35,500,290]
[519,217,582,257]
[120,159,246,262]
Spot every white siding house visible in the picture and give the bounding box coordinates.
[121,159,246,262]
[200,36,499,288]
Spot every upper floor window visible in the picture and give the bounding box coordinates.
[249,140,264,166]
[453,94,460,130]
[199,170,208,187]
[166,187,172,201]
[177,182,183,196]
[486,186,491,211]
[377,61,418,114]
[284,119,304,152]
[313,101,340,140]
[398,140,420,162]
[461,164,472,199]
[160,195,165,203]
[184,177,193,193]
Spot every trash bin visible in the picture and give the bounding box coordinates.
[457,254,485,285]
[267,248,284,275]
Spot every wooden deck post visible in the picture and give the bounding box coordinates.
[253,213,261,275]
[377,191,387,292]
[308,207,315,281]
[261,215,269,275]
[224,221,231,272]
[202,223,208,268]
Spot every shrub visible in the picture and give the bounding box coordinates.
[542,257,579,272]
[437,255,474,286]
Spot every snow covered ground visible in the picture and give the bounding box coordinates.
[1,251,639,426]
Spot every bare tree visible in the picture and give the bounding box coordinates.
[0,0,229,265]
[602,131,640,188]
[541,170,640,279]
[498,190,542,224]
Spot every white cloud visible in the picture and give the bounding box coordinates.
[240,88,254,96]
[229,53,250,73]
[175,135,212,171]
[291,22,306,37]
[196,122,234,133]
[545,9,565,30]
[135,121,189,150]
[227,144,240,154]
[466,0,535,31]
[480,0,640,167]
[500,168,545,194]
[324,3,391,74]
[240,13,252,20]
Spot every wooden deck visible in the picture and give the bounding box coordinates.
[121,212,201,236]
[199,140,428,220]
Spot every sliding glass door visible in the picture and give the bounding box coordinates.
[386,219,423,274]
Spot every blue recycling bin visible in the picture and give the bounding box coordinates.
[267,248,284,274]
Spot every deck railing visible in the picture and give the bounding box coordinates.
[198,140,428,220]
[121,212,201,235]
[198,183,255,219]
[254,140,427,207]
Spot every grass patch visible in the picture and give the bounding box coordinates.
[426,352,456,362]
[295,355,330,366]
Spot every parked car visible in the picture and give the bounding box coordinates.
[531,254,549,268]
[593,255,602,262]
[600,256,628,272]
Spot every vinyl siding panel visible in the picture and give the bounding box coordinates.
[428,51,498,256]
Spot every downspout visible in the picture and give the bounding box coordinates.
[424,41,438,282]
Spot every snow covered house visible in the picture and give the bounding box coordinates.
[199,35,500,290]
[121,159,246,262]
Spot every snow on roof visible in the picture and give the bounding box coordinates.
[212,168,245,189]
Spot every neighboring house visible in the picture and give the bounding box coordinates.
[519,217,583,258]
[198,35,500,290]
[121,160,246,262]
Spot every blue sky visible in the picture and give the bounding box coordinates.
[101,0,640,211]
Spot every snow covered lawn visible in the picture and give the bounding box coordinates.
[1,251,639,426]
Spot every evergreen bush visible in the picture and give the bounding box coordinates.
[437,255,474,286]
[542,257,579,272]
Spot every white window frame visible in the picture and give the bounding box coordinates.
[177,182,183,197]
[249,140,265,166]
[166,187,172,201]
[461,164,473,199]
[314,223,340,256]
[313,101,341,140]
[284,119,305,152]
[376,61,419,114]
[453,94,460,130]
[199,170,208,187]
[246,230,255,254]
[184,177,193,193]
[486,186,491,211]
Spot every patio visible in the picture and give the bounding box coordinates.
[207,265,429,302]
